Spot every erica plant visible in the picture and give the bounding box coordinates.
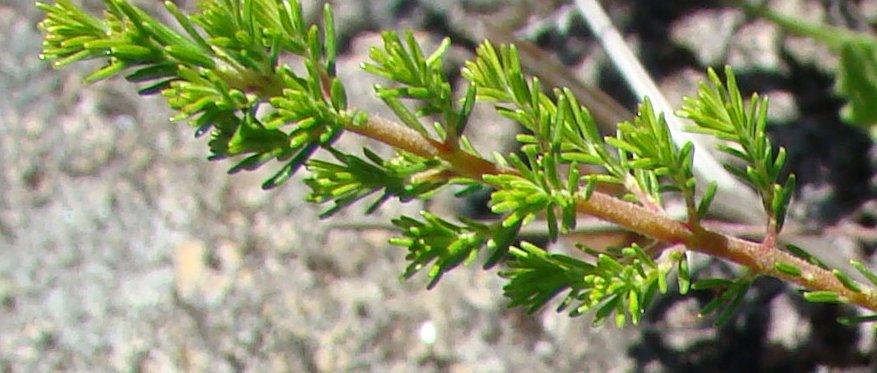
[37,0,877,327]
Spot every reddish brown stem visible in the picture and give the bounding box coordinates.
[345,112,877,313]
[576,192,877,312]
[346,114,512,180]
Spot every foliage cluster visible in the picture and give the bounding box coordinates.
[38,0,877,327]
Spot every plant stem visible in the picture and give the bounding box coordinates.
[577,192,877,312]
[346,113,512,180]
[734,0,857,49]
[345,110,877,313]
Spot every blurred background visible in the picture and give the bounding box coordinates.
[3,0,877,371]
